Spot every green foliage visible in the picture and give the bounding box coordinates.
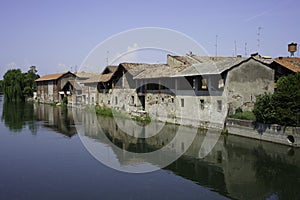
[95,106,113,117]
[273,73,300,126]
[0,80,3,93]
[1,100,37,133]
[230,111,256,121]
[62,96,68,105]
[2,66,39,102]
[2,69,24,102]
[235,107,243,114]
[253,94,276,124]
[131,114,151,124]
[253,73,300,126]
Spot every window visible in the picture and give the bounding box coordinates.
[201,79,207,89]
[115,96,118,105]
[131,96,134,105]
[200,99,204,110]
[217,100,222,111]
[181,98,184,107]
[218,79,224,88]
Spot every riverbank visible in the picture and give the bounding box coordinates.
[32,99,300,147]
[226,118,300,147]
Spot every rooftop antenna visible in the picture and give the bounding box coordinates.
[234,40,237,57]
[245,42,248,57]
[106,51,109,66]
[257,27,263,53]
[215,35,218,57]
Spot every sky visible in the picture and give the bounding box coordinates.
[0,0,300,78]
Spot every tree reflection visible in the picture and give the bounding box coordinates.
[1,100,37,134]
[252,146,300,199]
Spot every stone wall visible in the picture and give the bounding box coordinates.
[226,118,300,147]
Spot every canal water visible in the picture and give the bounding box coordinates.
[1,95,300,200]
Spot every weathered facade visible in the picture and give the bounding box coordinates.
[35,72,76,103]
[92,55,274,129]
[34,54,275,129]
[75,72,101,105]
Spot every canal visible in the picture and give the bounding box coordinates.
[0,95,300,200]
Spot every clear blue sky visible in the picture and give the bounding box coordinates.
[0,0,299,78]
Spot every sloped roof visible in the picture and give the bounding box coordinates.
[75,72,99,79]
[273,57,300,72]
[119,63,162,76]
[173,57,248,77]
[100,73,114,82]
[133,64,176,79]
[67,80,82,90]
[35,71,75,82]
[171,55,200,65]
[107,65,118,73]
[81,73,114,84]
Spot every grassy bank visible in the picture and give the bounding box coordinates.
[229,110,256,121]
[94,105,151,124]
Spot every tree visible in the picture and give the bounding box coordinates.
[2,69,24,101]
[2,66,40,102]
[253,93,277,124]
[273,73,300,126]
[0,80,3,93]
[23,66,40,97]
[253,73,300,126]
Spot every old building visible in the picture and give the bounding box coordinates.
[75,72,101,105]
[93,54,274,128]
[34,53,275,129]
[269,57,300,81]
[35,71,76,103]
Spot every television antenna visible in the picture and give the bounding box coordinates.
[215,35,218,56]
[257,27,263,52]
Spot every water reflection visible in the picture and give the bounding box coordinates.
[1,100,38,134]
[2,100,300,199]
[78,109,300,199]
[1,99,76,137]
[34,104,76,137]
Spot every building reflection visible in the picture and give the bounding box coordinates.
[34,104,76,137]
[79,110,300,200]
[6,100,299,200]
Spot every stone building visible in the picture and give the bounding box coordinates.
[34,54,275,128]
[93,54,274,129]
[35,71,76,103]
[269,57,300,81]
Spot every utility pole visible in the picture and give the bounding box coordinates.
[257,27,262,53]
[215,35,218,57]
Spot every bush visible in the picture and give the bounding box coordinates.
[230,111,256,121]
[95,106,113,117]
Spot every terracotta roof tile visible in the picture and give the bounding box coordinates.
[274,57,300,72]
[35,72,75,82]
